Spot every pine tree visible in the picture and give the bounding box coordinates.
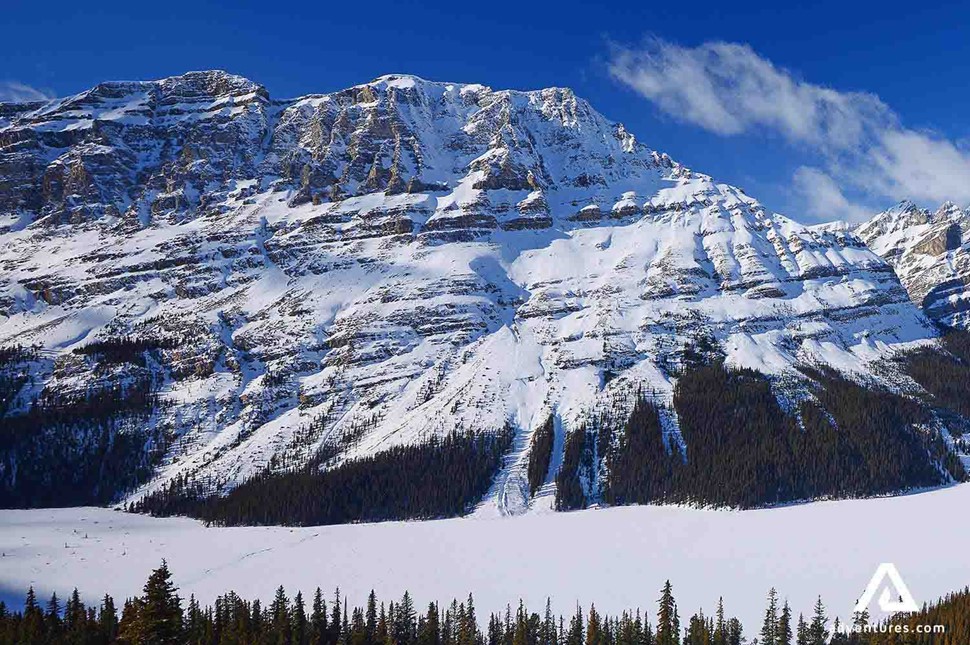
[463,594,477,645]
[185,595,205,643]
[130,560,183,644]
[65,587,85,636]
[100,594,119,643]
[331,589,343,645]
[684,611,710,645]
[489,612,505,645]
[777,601,792,645]
[119,598,144,643]
[542,599,556,645]
[367,590,379,643]
[796,613,808,645]
[586,605,602,645]
[270,585,292,645]
[253,599,265,639]
[567,604,584,645]
[294,591,309,645]
[419,602,442,645]
[656,581,677,645]
[713,598,726,645]
[808,597,828,645]
[311,588,328,645]
[725,618,743,645]
[46,591,62,636]
[395,591,417,645]
[759,588,778,645]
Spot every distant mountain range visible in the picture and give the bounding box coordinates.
[0,71,967,522]
[857,200,970,329]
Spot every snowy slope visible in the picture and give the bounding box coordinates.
[857,200,970,329]
[0,71,944,511]
[3,485,970,634]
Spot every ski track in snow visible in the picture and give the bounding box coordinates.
[2,484,969,632]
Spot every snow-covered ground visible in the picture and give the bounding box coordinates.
[2,486,968,632]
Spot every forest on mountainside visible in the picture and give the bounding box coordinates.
[0,341,167,508]
[132,429,513,525]
[558,354,967,511]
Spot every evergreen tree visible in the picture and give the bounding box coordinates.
[777,601,792,645]
[377,603,389,645]
[759,588,778,645]
[487,613,503,645]
[119,597,144,643]
[566,604,583,645]
[128,560,183,644]
[541,599,556,645]
[100,594,119,643]
[45,591,62,637]
[795,614,808,645]
[585,605,602,645]
[713,598,726,645]
[656,582,677,645]
[684,611,709,645]
[808,597,828,645]
[419,602,441,645]
[725,618,743,645]
[527,416,555,497]
[253,599,265,640]
[395,591,417,645]
[66,587,85,633]
[270,585,292,645]
[367,591,379,643]
[330,589,343,645]
[293,591,309,645]
[311,588,328,645]
[185,595,205,643]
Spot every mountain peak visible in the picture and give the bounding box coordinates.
[0,70,944,510]
[934,200,966,220]
[367,73,437,87]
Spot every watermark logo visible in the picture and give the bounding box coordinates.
[854,563,919,614]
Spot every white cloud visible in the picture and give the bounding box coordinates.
[868,130,970,204]
[609,40,892,147]
[609,39,970,219]
[792,167,870,223]
[0,81,53,103]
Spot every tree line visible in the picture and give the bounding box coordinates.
[0,562,966,644]
[557,358,966,510]
[132,429,513,525]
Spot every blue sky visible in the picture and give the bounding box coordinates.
[4,0,970,222]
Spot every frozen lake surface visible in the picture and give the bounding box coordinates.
[2,485,968,633]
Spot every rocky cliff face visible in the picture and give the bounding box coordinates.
[857,200,970,329]
[0,71,958,513]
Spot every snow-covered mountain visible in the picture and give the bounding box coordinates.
[856,200,970,329]
[0,71,960,515]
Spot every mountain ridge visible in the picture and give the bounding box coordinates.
[0,70,966,520]
[856,199,970,329]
